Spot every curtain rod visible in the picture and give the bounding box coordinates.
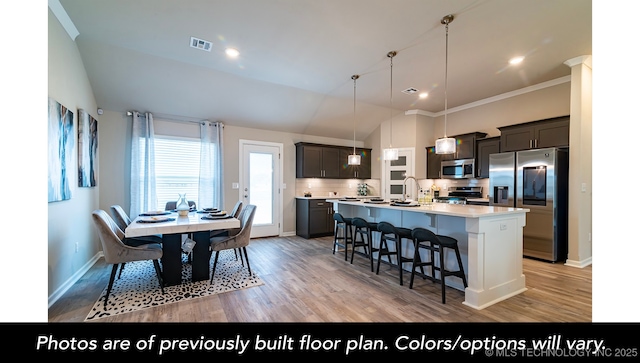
[127,111,223,126]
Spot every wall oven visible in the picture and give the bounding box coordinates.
[441,159,475,179]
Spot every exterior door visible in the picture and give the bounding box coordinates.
[382,148,415,200]
[240,140,283,238]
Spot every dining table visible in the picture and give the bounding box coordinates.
[125,209,240,286]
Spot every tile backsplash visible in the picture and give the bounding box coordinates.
[296,178,489,199]
[296,178,381,198]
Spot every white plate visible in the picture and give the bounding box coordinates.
[142,216,171,222]
[143,210,168,215]
[204,214,229,219]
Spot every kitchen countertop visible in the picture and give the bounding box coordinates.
[296,195,381,200]
[331,199,527,218]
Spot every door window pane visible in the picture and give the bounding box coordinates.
[390,170,406,180]
[249,152,273,225]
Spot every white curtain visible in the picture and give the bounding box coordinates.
[130,112,157,217]
[198,121,224,209]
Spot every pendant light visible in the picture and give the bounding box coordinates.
[435,14,456,155]
[347,74,361,165]
[383,50,399,161]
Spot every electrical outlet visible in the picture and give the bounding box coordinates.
[75,242,79,253]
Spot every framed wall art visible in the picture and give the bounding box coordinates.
[78,109,98,187]
[48,97,74,202]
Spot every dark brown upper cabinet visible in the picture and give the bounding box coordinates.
[475,136,501,178]
[296,142,371,179]
[498,116,569,152]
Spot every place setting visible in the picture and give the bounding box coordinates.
[136,210,176,223]
[364,198,387,204]
[201,209,232,220]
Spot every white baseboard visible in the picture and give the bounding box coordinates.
[565,256,592,268]
[48,252,103,308]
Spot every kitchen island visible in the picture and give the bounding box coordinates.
[332,200,529,310]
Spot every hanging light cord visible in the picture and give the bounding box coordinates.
[388,51,396,148]
[352,75,359,154]
[443,16,451,138]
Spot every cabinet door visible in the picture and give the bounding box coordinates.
[339,148,356,178]
[500,126,535,152]
[338,148,372,179]
[309,207,330,235]
[426,146,442,179]
[476,137,501,178]
[455,134,477,159]
[297,145,323,178]
[322,147,341,178]
[535,118,569,148]
[357,148,371,179]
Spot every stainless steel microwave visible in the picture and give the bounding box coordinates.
[441,159,475,179]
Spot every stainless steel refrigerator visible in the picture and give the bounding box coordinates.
[488,148,569,262]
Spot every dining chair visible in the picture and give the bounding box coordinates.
[209,200,243,235]
[209,204,257,283]
[109,205,163,247]
[91,209,165,308]
[209,200,244,262]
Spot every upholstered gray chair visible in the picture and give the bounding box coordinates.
[110,205,163,247]
[209,204,256,283]
[92,209,165,308]
[210,200,243,238]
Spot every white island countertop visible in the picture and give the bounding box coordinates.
[332,199,528,218]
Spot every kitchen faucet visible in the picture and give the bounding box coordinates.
[402,176,420,202]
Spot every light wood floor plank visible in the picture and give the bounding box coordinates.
[48,235,592,323]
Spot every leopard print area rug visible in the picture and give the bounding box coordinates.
[85,249,263,321]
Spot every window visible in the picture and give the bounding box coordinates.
[138,135,201,209]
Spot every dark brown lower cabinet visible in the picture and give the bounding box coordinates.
[296,198,334,239]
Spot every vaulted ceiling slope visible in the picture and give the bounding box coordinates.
[56,0,591,140]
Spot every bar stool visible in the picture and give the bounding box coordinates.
[410,227,468,304]
[332,213,353,261]
[350,217,379,271]
[376,221,414,285]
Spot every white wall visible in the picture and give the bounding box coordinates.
[48,9,101,305]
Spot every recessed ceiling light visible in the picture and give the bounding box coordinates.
[509,56,524,65]
[419,92,428,99]
[225,47,239,58]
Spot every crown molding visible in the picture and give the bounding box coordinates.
[406,75,571,117]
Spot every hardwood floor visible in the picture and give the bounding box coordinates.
[48,235,592,323]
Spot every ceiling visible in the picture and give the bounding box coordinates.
[55,0,591,140]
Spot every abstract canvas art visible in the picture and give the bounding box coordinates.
[78,109,98,187]
[48,97,74,202]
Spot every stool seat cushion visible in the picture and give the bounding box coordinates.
[397,227,412,238]
[435,235,457,246]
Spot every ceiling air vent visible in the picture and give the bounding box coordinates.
[402,87,419,95]
[190,37,212,52]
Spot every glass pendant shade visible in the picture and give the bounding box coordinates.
[348,153,361,165]
[435,137,456,154]
[383,148,399,161]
